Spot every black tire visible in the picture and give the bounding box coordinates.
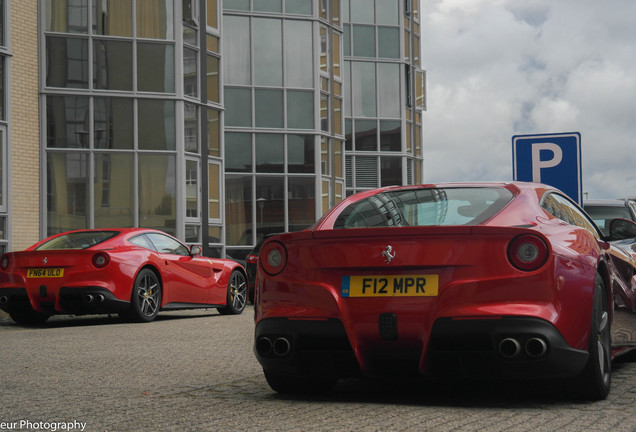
[123,268,162,323]
[576,273,611,400]
[217,270,247,315]
[263,369,337,395]
[8,303,51,326]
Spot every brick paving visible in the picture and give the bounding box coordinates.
[1,309,636,432]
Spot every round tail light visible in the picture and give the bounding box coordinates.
[92,252,110,269]
[508,234,548,271]
[260,241,287,275]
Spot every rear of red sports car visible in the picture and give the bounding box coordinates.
[254,183,613,398]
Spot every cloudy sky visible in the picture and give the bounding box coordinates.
[420,0,636,199]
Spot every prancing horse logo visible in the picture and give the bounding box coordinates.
[42,257,48,265]
[382,245,395,264]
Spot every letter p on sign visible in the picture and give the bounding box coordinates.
[531,143,563,182]
[512,132,582,205]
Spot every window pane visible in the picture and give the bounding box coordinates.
[137,43,175,93]
[46,96,90,148]
[186,159,199,218]
[138,154,176,234]
[208,162,220,219]
[350,0,373,23]
[285,0,312,15]
[138,99,176,150]
[225,174,252,245]
[207,0,218,28]
[355,119,377,151]
[289,176,315,229]
[380,120,401,152]
[0,59,3,120]
[225,132,252,172]
[207,109,220,157]
[287,91,314,129]
[93,39,133,90]
[224,0,249,10]
[320,27,328,73]
[46,37,89,89]
[320,93,328,132]
[352,61,376,117]
[254,0,281,12]
[254,18,282,86]
[332,96,342,135]
[377,63,400,117]
[0,130,3,208]
[93,0,132,36]
[94,153,134,228]
[285,20,313,88]
[331,0,340,26]
[255,89,283,128]
[256,177,285,234]
[207,34,219,53]
[378,27,399,59]
[136,0,174,40]
[334,139,343,177]
[415,69,426,111]
[206,54,219,103]
[94,97,134,149]
[256,134,284,173]
[288,134,314,173]
[47,152,89,235]
[376,0,398,25]
[332,31,341,76]
[184,47,198,98]
[355,155,377,188]
[184,102,198,153]
[223,16,250,85]
[352,25,374,57]
[381,156,402,187]
[45,0,88,33]
[183,26,197,46]
[224,88,251,127]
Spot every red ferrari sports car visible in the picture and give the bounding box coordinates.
[254,182,636,400]
[0,228,247,324]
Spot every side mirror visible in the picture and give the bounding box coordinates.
[190,244,202,257]
[608,218,636,241]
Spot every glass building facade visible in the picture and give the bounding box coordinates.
[3,0,425,258]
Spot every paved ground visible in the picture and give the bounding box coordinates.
[1,308,636,432]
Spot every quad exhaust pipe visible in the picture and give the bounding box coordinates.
[525,337,548,358]
[498,337,548,359]
[83,293,106,304]
[498,338,521,358]
[256,336,291,357]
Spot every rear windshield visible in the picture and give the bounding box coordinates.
[334,187,514,229]
[35,231,119,250]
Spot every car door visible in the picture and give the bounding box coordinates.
[145,233,215,305]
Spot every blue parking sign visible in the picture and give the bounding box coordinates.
[512,132,582,204]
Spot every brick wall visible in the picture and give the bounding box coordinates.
[10,2,40,250]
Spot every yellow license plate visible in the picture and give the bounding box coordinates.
[341,275,438,297]
[27,268,64,278]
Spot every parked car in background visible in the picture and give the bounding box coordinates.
[584,199,636,236]
[254,182,636,400]
[0,228,248,325]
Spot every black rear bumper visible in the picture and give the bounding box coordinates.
[0,287,129,315]
[254,316,589,380]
